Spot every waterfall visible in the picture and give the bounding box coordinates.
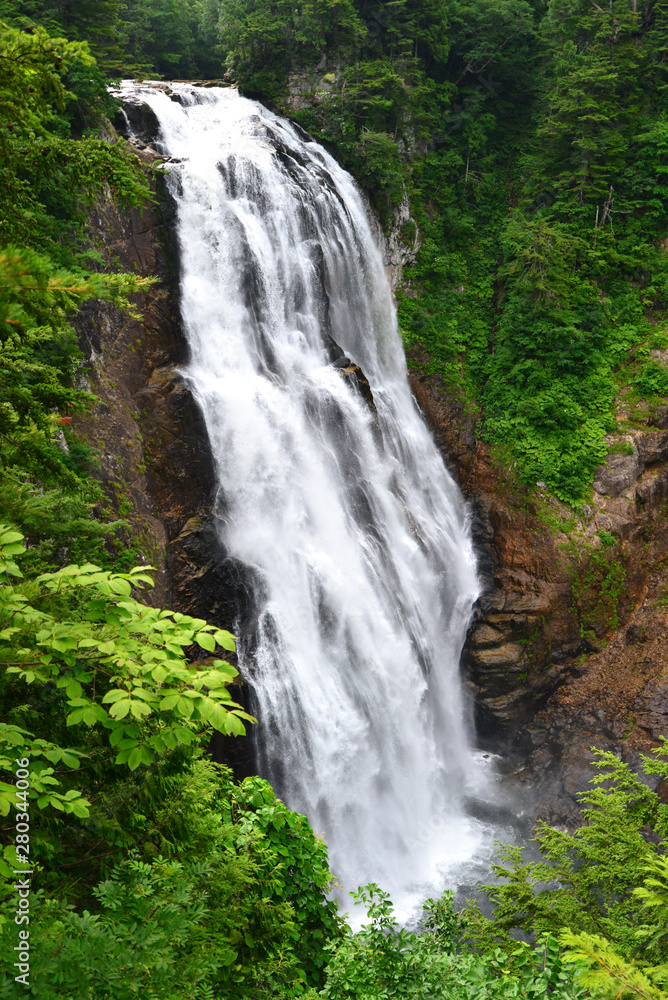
[120,82,495,914]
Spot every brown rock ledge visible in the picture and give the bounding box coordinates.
[408,349,668,822]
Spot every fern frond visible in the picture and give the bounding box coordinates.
[634,854,668,958]
[560,930,668,1000]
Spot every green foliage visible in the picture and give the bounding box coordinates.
[468,745,668,975]
[0,245,153,488]
[224,775,341,990]
[20,856,223,999]
[215,0,365,99]
[460,746,668,1000]
[0,19,156,560]
[0,761,341,997]
[4,0,128,71]
[446,0,536,83]
[318,884,584,1000]
[569,532,626,635]
[633,853,668,978]
[0,22,149,250]
[0,470,122,574]
[0,525,340,996]
[0,526,252,870]
[0,525,252,796]
[635,361,668,399]
[560,929,668,1000]
[117,0,217,78]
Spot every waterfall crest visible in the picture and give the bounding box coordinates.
[120,82,492,912]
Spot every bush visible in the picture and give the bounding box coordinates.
[635,360,668,398]
[318,884,583,1000]
[466,744,668,1000]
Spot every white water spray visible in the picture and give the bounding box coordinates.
[120,82,496,914]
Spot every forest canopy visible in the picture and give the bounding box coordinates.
[8,0,660,504]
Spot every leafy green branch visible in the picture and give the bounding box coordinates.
[0,524,255,845]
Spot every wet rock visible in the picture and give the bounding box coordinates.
[114,100,162,148]
[170,514,262,634]
[473,663,570,737]
[626,623,647,644]
[73,181,184,602]
[528,738,615,829]
[637,431,668,465]
[339,363,375,410]
[512,702,666,830]
[468,642,525,670]
[593,451,641,497]
[468,623,506,648]
[501,587,552,614]
[635,675,668,740]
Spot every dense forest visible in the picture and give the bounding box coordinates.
[1,0,668,996]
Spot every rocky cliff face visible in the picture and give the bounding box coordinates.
[75,158,214,610]
[409,355,668,821]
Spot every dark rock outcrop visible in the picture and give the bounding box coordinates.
[113,101,162,148]
[74,163,220,608]
[338,363,375,410]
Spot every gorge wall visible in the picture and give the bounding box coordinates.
[410,362,668,821]
[76,115,668,824]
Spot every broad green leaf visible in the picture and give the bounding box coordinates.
[195,631,216,652]
[101,689,129,704]
[214,629,237,651]
[109,699,132,720]
[66,679,82,699]
[0,530,24,545]
[129,701,151,720]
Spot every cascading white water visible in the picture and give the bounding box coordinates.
[120,82,496,914]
